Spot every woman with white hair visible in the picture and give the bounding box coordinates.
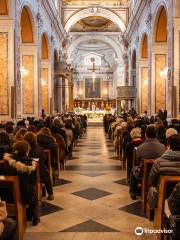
[125,127,144,180]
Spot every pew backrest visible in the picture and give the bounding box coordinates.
[43,149,53,184]
[154,175,180,240]
[0,175,26,240]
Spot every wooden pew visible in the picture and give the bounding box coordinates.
[34,159,42,206]
[154,175,180,240]
[0,175,26,240]
[141,159,155,215]
[55,143,61,175]
[43,149,53,184]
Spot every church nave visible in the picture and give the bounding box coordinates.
[25,124,153,240]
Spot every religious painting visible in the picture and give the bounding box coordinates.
[85,78,101,99]
[141,67,148,113]
[0,32,9,115]
[155,54,166,112]
[22,55,34,114]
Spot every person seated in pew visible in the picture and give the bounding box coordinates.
[5,123,14,147]
[166,128,178,146]
[37,127,58,178]
[0,132,12,160]
[63,121,74,159]
[24,132,54,200]
[129,125,165,199]
[148,134,180,208]
[1,141,40,226]
[125,127,144,181]
[50,126,66,167]
[51,119,67,143]
[14,128,27,143]
[167,182,180,240]
[0,200,18,240]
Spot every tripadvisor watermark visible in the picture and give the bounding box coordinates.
[135,227,173,236]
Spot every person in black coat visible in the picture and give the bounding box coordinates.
[1,141,40,226]
[0,132,12,160]
[24,132,54,200]
[37,128,57,169]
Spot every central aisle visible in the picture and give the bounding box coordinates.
[25,124,153,240]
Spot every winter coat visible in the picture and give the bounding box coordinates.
[37,133,57,168]
[52,133,66,164]
[1,153,37,205]
[0,145,11,160]
[63,128,73,147]
[126,138,144,163]
[0,201,7,236]
[28,144,50,182]
[168,182,180,215]
[136,138,165,166]
[148,150,180,187]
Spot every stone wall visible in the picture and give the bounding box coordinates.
[125,0,180,117]
[0,0,65,120]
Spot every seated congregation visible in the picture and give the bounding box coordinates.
[0,114,87,240]
[104,110,180,240]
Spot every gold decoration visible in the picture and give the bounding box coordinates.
[141,67,148,113]
[41,68,49,113]
[155,54,166,112]
[22,55,34,114]
[0,32,9,115]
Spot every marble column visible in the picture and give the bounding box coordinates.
[67,70,74,112]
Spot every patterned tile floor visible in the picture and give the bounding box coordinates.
[24,124,156,240]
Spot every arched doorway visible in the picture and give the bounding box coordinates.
[139,33,148,113]
[41,33,51,115]
[152,6,167,113]
[20,6,38,117]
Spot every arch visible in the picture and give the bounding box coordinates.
[64,8,126,33]
[140,33,148,58]
[21,6,34,43]
[154,6,167,42]
[41,33,49,60]
[68,35,123,60]
[0,0,8,15]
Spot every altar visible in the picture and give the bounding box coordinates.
[74,108,115,119]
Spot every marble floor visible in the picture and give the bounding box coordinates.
[25,124,156,240]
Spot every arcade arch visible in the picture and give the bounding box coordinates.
[152,6,168,113]
[139,33,148,113]
[41,33,51,114]
[64,8,126,33]
[20,6,38,117]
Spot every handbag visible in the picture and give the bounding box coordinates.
[147,186,159,209]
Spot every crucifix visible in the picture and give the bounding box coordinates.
[88,57,99,91]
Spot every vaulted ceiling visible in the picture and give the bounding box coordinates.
[70,16,119,32]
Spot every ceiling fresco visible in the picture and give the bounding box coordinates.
[70,16,119,32]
